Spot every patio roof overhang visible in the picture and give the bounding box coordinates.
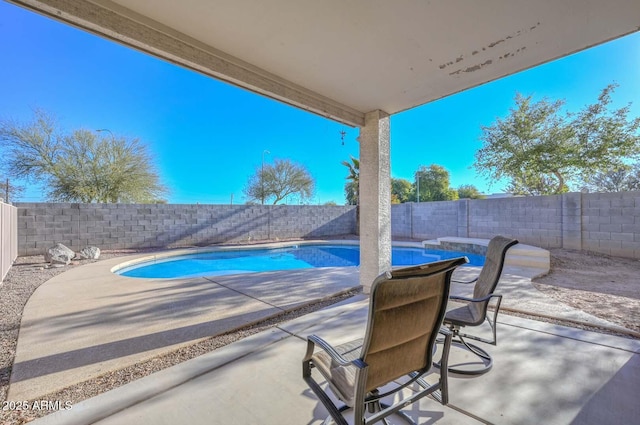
[9,0,640,127]
[9,0,640,289]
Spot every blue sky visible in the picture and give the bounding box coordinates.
[1,1,639,204]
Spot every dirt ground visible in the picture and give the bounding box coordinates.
[533,249,640,333]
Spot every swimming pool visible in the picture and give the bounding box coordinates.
[116,244,484,279]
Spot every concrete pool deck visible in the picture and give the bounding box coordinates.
[30,295,640,425]
[9,241,635,403]
[9,253,360,401]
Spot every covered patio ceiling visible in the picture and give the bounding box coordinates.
[10,0,640,127]
[9,0,640,289]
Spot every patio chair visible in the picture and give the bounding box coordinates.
[441,235,518,375]
[302,257,468,425]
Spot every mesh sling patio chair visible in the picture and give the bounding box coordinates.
[440,235,518,376]
[303,257,468,425]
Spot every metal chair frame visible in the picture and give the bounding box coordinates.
[303,257,467,425]
[303,328,453,425]
[439,236,518,376]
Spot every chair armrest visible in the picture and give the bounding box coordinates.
[451,277,478,284]
[449,293,500,304]
[438,326,452,337]
[304,334,354,367]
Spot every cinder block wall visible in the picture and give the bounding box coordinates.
[468,195,563,248]
[390,191,640,259]
[391,202,462,240]
[391,203,412,238]
[16,191,640,258]
[410,201,459,239]
[581,191,640,257]
[16,203,356,256]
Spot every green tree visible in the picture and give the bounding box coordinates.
[457,184,484,199]
[475,84,640,195]
[584,164,640,192]
[341,156,359,205]
[344,181,358,205]
[391,178,412,203]
[0,109,167,203]
[342,158,412,204]
[244,158,314,205]
[414,164,458,202]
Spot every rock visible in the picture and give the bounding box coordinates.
[77,246,101,260]
[48,252,72,266]
[44,243,75,266]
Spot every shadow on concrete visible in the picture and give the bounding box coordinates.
[442,322,639,424]
[23,278,253,336]
[10,307,277,383]
[26,268,359,339]
[569,352,640,424]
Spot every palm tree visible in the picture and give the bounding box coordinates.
[341,156,359,205]
[341,156,360,235]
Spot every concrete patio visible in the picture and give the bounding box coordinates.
[30,292,640,425]
[9,247,361,401]
[10,250,636,425]
[13,240,634,403]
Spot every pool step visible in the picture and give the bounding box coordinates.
[422,237,550,275]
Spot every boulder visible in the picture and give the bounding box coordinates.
[47,258,70,268]
[47,252,72,267]
[44,243,75,266]
[77,246,101,260]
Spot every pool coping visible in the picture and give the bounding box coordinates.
[111,237,549,280]
[110,239,446,275]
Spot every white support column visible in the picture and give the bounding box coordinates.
[358,110,391,293]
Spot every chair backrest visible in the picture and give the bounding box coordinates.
[359,257,468,393]
[470,236,518,318]
[473,236,519,299]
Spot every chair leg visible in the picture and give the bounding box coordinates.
[434,328,493,376]
[363,389,415,424]
[321,406,350,425]
[368,400,392,425]
[318,399,416,425]
[368,400,415,424]
[459,334,488,359]
[451,335,493,375]
[377,404,414,424]
[435,341,492,376]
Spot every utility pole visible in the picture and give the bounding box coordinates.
[261,150,270,205]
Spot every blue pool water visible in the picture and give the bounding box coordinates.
[117,244,484,279]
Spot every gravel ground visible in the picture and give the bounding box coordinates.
[1,247,638,424]
[533,249,640,334]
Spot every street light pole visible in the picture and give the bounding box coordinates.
[96,128,114,140]
[416,171,420,203]
[261,150,270,205]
